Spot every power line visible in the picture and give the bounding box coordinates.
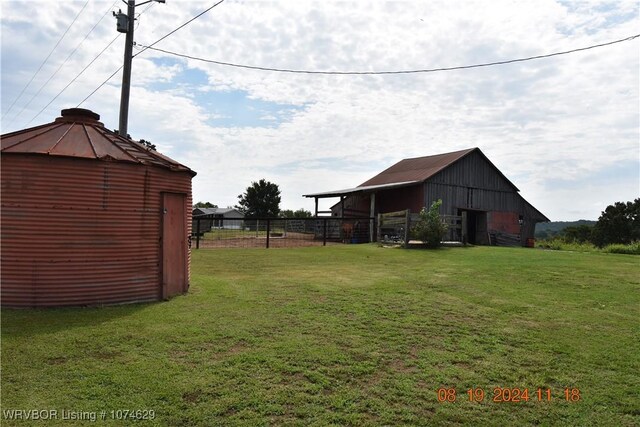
[76,66,123,109]
[3,0,90,120]
[26,34,123,127]
[77,0,226,107]
[133,0,225,59]
[11,1,119,126]
[137,34,640,75]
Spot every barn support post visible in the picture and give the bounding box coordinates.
[340,196,345,217]
[314,197,319,217]
[196,218,201,249]
[376,213,382,245]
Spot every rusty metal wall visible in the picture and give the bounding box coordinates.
[1,155,192,307]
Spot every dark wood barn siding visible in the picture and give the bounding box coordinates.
[421,150,546,246]
[425,150,523,215]
[429,150,515,191]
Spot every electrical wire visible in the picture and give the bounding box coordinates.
[3,0,90,120]
[11,1,119,126]
[135,0,156,30]
[132,0,225,58]
[26,34,122,126]
[137,34,640,75]
[77,0,226,107]
[76,65,123,109]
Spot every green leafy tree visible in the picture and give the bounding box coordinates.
[236,179,281,218]
[561,225,593,243]
[410,199,448,248]
[194,201,218,208]
[591,199,640,247]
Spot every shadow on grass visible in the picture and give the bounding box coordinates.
[0,299,161,338]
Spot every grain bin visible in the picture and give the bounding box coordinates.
[1,108,196,307]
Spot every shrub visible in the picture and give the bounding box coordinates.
[537,238,596,252]
[537,239,640,255]
[410,200,448,248]
[602,242,640,255]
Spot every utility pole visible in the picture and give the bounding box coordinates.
[118,0,135,138]
[114,0,165,138]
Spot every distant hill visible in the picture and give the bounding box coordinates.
[535,220,596,239]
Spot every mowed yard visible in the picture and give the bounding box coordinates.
[2,245,639,426]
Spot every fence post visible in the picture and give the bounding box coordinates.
[404,209,410,249]
[196,218,200,249]
[266,219,270,249]
[323,218,327,246]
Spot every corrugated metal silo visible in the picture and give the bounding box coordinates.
[1,108,196,307]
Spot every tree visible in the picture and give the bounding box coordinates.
[279,208,312,218]
[236,179,281,218]
[591,199,640,247]
[561,225,593,243]
[410,199,448,248]
[194,201,218,208]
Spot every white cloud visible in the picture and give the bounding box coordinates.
[2,0,638,220]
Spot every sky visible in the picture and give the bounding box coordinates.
[1,0,638,221]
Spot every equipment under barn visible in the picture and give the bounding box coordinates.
[304,147,548,246]
[1,108,196,307]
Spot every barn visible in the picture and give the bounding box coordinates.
[304,147,548,246]
[1,108,196,307]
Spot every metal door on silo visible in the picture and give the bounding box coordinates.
[161,192,188,299]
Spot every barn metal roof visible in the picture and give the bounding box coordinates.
[304,147,521,198]
[359,147,515,188]
[1,108,196,176]
[303,180,420,198]
[193,207,242,216]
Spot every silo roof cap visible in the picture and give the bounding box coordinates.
[1,109,196,176]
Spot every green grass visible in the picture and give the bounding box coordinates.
[2,245,639,426]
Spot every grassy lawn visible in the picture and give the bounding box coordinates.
[2,245,639,426]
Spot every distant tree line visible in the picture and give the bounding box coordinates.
[279,209,312,218]
[539,199,639,248]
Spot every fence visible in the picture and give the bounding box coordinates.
[441,214,466,243]
[377,210,466,247]
[377,210,411,247]
[192,216,374,249]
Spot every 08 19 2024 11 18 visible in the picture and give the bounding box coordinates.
[436,387,581,403]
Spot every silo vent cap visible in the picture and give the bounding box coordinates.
[58,108,101,123]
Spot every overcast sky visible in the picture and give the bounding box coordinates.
[1,0,638,221]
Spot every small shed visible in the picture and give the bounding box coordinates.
[192,207,244,231]
[1,108,196,307]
